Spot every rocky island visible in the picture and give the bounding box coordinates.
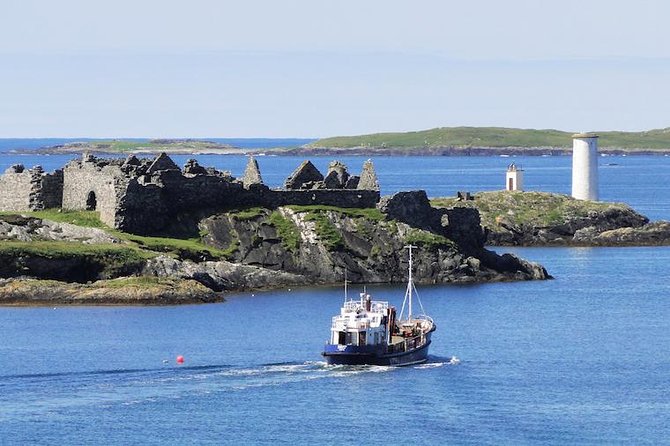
[0,154,549,306]
[432,191,670,246]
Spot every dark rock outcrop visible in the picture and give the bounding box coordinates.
[0,277,222,305]
[191,204,549,290]
[488,204,650,246]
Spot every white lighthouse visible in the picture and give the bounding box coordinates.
[505,163,524,191]
[571,133,599,201]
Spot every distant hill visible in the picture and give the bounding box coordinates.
[307,127,670,152]
[38,139,240,155]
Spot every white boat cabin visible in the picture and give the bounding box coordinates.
[330,293,395,347]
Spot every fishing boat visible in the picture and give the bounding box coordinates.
[322,245,436,366]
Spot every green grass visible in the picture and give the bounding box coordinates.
[0,209,231,261]
[0,240,151,276]
[404,229,455,248]
[269,211,301,252]
[288,205,384,221]
[432,191,634,230]
[0,209,105,228]
[308,126,670,151]
[59,139,235,153]
[229,207,267,221]
[93,276,183,288]
[302,212,344,251]
[111,232,228,261]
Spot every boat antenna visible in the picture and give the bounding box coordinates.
[343,268,348,304]
[407,245,415,319]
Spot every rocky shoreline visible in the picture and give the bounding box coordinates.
[0,277,223,306]
[432,191,670,247]
[7,189,668,306]
[0,191,551,306]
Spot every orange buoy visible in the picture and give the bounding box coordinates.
[176,355,185,364]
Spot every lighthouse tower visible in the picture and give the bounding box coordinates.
[571,133,599,201]
[505,163,524,191]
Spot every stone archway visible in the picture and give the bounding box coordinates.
[86,191,97,211]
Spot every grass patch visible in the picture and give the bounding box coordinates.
[94,276,180,288]
[0,209,105,228]
[432,191,634,230]
[404,229,455,248]
[269,211,301,252]
[288,205,384,221]
[0,240,150,259]
[0,240,151,278]
[302,212,344,251]
[229,207,267,221]
[309,126,670,151]
[111,232,228,261]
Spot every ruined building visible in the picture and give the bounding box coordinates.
[0,154,381,235]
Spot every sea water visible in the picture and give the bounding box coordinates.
[0,144,669,444]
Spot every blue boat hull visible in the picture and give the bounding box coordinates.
[322,334,433,367]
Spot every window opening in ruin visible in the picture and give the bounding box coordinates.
[86,191,97,211]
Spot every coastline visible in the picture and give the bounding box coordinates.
[13,145,670,157]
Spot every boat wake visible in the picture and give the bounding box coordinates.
[0,358,455,420]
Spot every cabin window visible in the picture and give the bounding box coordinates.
[338,331,346,345]
[359,331,366,346]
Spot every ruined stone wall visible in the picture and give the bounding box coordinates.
[36,170,64,209]
[62,159,124,227]
[0,171,33,211]
[113,170,380,234]
[0,167,64,212]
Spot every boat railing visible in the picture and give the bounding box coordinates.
[387,331,429,354]
[331,317,369,330]
[342,300,389,313]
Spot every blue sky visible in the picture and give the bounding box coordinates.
[1,0,669,137]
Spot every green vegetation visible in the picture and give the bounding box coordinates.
[302,212,344,251]
[112,232,228,261]
[404,228,455,248]
[288,205,384,251]
[93,276,186,288]
[431,191,632,230]
[50,139,236,154]
[309,126,670,151]
[0,209,104,228]
[0,209,227,261]
[0,240,149,259]
[269,211,301,252]
[288,205,384,221]
[0,240,150,276]
[229,207,267,221]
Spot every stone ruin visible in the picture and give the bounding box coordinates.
[0,153,381,235]
[0,164,63,212]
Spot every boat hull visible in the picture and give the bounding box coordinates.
[322,335,433,367]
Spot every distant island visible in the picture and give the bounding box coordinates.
[298,126,670,155]
[22,127,670,156]
[34,139,244,155]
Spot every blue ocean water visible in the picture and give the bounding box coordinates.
[1,145,670,444]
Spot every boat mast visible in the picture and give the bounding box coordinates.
[343,269,348,303]
[405,244,416,319]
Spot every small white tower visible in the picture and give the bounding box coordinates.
[571,133,599,201]
[505,163,524,191]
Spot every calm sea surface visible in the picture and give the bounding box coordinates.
[1,142,669,444]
